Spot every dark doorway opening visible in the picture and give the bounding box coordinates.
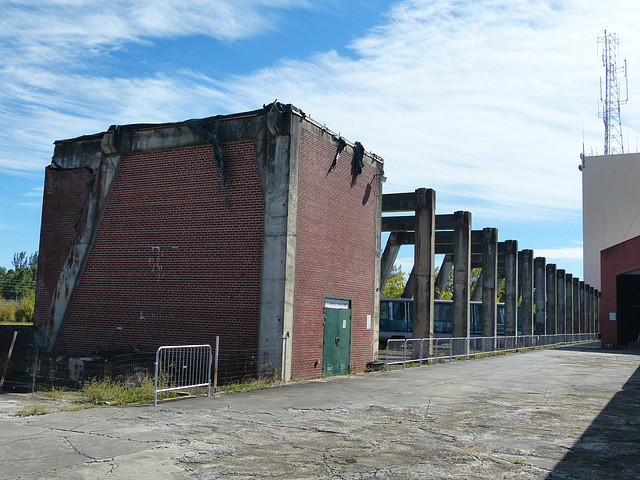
[616,273,640,345]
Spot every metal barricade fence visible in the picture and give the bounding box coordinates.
[154,341,217,406]
[384,333,599,370]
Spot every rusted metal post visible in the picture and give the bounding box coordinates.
[0,331,18,391]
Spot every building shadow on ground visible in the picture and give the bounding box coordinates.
[547,344,640,479]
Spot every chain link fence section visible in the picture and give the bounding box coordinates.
[154,342,215,406]
[384,333,600,369]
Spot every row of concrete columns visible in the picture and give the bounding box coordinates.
[381,188,600,339]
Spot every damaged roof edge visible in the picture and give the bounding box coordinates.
[51,101,383,166]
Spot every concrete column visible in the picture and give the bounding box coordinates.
[572,277,580,334]
[520,249,534,336]
[452,211,471,339]
[565,273,573,335]
[586,283,591,333]
[588,287,596,333]
[413,188,435,339]
[579,281,585,334]
[557,269,566,335]
[481,228,498,338]
[534,257,546,335]
[546,264,557,335]
[434,255,454,299]
[597,291,601,333]
[503,240,518,336]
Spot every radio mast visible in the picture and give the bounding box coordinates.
[598,30,628,155]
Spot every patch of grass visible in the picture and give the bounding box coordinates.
[219,375,280,393]
[15,402,49,417]
[512,459,524,465]
[81,376,156,406]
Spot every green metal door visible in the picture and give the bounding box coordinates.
[323,298,352,376]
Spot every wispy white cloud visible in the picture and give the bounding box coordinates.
[534,247,584,262]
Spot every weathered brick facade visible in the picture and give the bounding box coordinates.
[34,103,383,381]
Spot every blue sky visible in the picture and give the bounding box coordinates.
[1,0,640,280]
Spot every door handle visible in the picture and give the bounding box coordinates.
[335,337,341,344]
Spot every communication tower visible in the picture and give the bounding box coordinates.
[598,30,628,155]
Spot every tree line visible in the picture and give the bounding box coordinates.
[0,252,37,323]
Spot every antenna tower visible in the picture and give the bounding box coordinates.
[598,30,628,155]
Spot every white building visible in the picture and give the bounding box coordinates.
[581,152,640,290]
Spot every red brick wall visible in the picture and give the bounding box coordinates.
[293,128,378,379]
[601,235,640,348]
[56,143,264,380]
[35,167,95,333]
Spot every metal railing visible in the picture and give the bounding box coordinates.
[384,333,599,370]
[154,341,217,406]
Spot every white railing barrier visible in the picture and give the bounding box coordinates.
[154,342,216,406]
[385,333,599,370]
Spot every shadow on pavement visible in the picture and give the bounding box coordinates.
[547,354,640,479]
[555,340,640,356]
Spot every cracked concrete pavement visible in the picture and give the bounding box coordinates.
[1,343,639,479]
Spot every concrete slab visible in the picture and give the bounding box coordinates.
[1,344,639,479]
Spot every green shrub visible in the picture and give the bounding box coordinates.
[14,291,35,323]
[0,299,16,322]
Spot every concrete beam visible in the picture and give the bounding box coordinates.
[380,232,401,294]
[471,271,483,301]
[401,266,414,298]
[434,255,454,299]
[534,257,546,335]
[520,249,534,336]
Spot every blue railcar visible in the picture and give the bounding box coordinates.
[379,297,520,346]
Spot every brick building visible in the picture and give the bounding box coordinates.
[34,103,384,381]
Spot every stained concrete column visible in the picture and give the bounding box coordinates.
[534,257,546,335]
[452,211,471,339]
[434,255,454,299]
[572,277,580,334]
[565,273,573,335]
[503,240,518,336]
[584,283,593,333]
[481,228,498,338]
[557,269,566,335]
[589,286,595,333]
[546,264,557,335]
[597,291,601,333]
[579,281,585,334]
[413,188,435,339]
[520,249,534,336]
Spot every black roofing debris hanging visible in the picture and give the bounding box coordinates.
[352,141,365,177]
[328,137,347,175]
[185,118,229,210]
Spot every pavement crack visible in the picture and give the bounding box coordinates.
[63,435,96,460]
